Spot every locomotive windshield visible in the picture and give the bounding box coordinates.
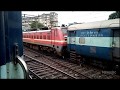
[61,28,67,34]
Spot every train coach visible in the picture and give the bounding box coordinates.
[23,27,68,58]
[67,18,120,70]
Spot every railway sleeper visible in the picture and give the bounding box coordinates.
[40,72,58,78]
[38,70,55,76]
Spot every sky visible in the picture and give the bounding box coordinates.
[22,11,115,26]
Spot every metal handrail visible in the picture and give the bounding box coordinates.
[16,55,30,79]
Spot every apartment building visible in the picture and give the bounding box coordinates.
[22,12,58,30]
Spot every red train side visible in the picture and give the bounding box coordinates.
[23,27,67,57]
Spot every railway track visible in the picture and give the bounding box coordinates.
[28,69,41,79]
[23,46,120,79]
[24,55,79,79]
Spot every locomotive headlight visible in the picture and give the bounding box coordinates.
[64,36,67,41]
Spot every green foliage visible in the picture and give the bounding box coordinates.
[108,11,120,20]
[30,21,45,29]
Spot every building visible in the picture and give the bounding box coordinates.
[22,12,58,30]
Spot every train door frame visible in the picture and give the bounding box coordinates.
[112,28,120,62]
[51,28,56,47]
[69,31,76,51]
[0,11,29,79]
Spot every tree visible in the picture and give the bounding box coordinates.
[108,11,120,20]
[30,21,45,29]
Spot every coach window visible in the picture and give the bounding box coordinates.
[79,37,85,44]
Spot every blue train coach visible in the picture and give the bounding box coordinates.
[67,18,120,69]
[0,11,29,79]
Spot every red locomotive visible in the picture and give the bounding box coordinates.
[23,27,68,57]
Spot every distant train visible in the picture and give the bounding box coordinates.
[23,27,68,58]
[67,18,120,71]
[0,11,29,79]
[23,18,120,72]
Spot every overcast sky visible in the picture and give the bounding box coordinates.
[22,11,115,26]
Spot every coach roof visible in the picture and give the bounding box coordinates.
[68,18,120,31]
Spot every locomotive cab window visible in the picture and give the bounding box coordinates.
[61,28,67,34]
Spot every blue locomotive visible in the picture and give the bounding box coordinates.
[67,18,120,70]
[0,11,29,79]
